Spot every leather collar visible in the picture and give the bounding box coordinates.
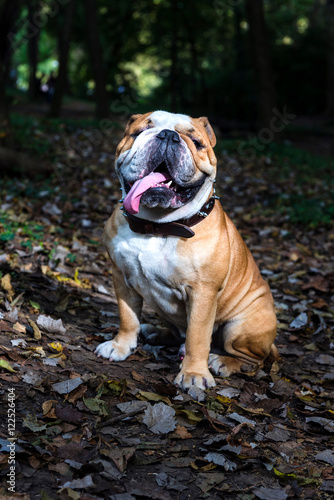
[123,197,216,239]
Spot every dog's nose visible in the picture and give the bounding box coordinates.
[157,129,180,142]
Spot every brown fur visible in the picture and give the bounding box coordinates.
[99,112,277,391]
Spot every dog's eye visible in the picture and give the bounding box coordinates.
[192,138,204,149]
[131,126,152,139]
[131,130,143,138]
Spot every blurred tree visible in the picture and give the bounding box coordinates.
[28,0,40,101]
[85,0,109,118]
[0,0,21,147]
[1,0,332,131]
[245,0,277,128]
[169,0,179,112]
[49,0,77,117]
[326,0,334,116]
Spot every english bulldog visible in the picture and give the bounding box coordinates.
[95,110,278,391]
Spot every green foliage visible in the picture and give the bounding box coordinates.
[67,253,76,263]
[6,0,330,117]
[217,139,334,228]
[0,212,46,249]
[281,195,334,227]
[11,114,52,158]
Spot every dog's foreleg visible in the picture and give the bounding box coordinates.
[95,267,142,361]
[174,287,216,391]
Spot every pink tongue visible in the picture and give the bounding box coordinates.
[123,172,171,214]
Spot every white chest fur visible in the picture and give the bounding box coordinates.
[107,224,188,329]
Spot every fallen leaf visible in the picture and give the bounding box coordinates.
[83,397,108,416]
[1,273,14,301]
[52,377,83,395]
[204,452,237,471]
[306,417,334,433]
[173,425,192,439]
[315,450,334,466]
[217,387,241,398]
[253,487,288,500]
[265,426,290,442]
[321,480,334,493]
[227,413,256,426]
[13,322,26,334]
[55,405,82,424]
[42,400,58,418]
[105,446,136,473]
[290,312,308,329]
[11,338,27,347]
[117,400,149,414]
[0,359,16,372]
[62,475,95,489]
[67,384,87,404]
[27,318,41,340]
[155,471,187,491]
[138,390,172,405]
[302,275,329,292]
[176,408,203,424]
[196,472,225,494]
[315,354,334,366]
[37,314,66,334]
[23,414,48,432]
[142,402,176,434]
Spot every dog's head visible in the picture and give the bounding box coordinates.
[116,110,217,222]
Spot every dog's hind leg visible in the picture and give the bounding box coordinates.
[209,304,277,377]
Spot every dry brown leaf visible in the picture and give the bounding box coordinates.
[13,322,26,334]
[28,455,41,469]
[42,400,58,418]
[1,273,14,301]
[67,384,88,404]
[174,425,193,439]
[302,275,329,292]
[27,318,41,340]
[131,370,145,383]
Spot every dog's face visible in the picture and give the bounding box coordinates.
[115,111,217,221]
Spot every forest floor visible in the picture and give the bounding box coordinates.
[0,110,333,500]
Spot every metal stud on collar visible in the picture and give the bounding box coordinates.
[197,211,208,217]
[213,180,220,200]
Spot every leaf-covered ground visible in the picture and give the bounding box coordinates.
[0,116,333,500]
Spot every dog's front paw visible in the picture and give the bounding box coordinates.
[95,338,136,361]
[174,369,216,391]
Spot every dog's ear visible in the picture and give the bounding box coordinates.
[124,114,142,135]
[197,117,216,147]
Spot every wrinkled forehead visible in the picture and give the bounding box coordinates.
[149,110,192,130]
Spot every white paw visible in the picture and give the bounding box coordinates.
[94,338,136,361]
[174,369,216,391]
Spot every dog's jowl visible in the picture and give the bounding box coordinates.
[95,110,278,391]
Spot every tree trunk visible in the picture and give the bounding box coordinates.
[0,0,21,147]
[325,0,334,117]
[49,0,76,118]
[85,0,109,119]
[28,1,40,101]
[245,0,277,129]
[169,0,179,113]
